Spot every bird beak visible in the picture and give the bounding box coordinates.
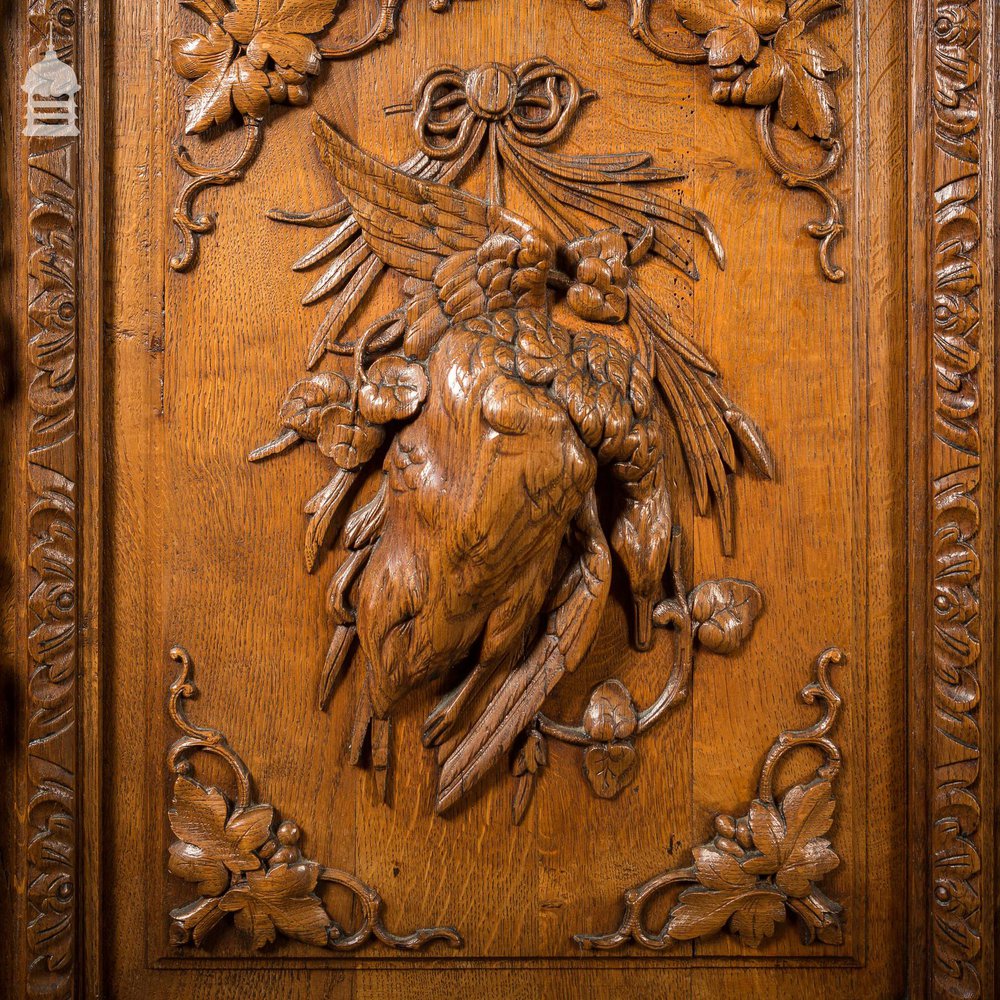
[634,596,654,651]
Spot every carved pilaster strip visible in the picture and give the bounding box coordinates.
[926,0,991,996]
[23,2,81,996]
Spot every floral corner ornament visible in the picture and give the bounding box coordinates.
[621,0,848,281]
[576,646,846,951]
[164,646,462,953]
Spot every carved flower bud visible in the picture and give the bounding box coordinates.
[715,814,737,838]
[735,815,753,850]
[583,679,638,743]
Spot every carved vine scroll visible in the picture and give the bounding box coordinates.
[165,647,462,953]
[576,647,845,951]
[168,1,847,276]
[24,4,82,996]
[928,1,984,995]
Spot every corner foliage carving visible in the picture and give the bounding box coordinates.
[577,648,845,951]
[928,1,984,996]
[165,647,462,953]
[168,0,847,278]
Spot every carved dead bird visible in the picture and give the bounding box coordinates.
[252,118,774,811]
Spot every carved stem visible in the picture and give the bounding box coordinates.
[535,530,693,745]
[170,117,265,273]
[574,867,697,950]
[625,0,708,62]
[319,868,461,950]
[166,647,252,808]
[756,646,844,803]
[754,106,845,283]
[317,0,403,59]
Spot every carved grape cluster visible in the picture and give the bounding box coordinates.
[170,0,341,134]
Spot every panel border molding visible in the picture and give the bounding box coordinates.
[3,0,997,996]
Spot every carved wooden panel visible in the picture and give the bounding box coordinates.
[1,0,996,997]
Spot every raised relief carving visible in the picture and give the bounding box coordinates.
[24,7,81,996]
[165,647,462,953]
[251,59,773,816]
[576,647,845,951]
[168,2,846,276]
[929,2,983,993]
[620,0,847,279]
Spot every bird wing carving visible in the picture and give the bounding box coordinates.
[629,280,776,555]
[312,117,553,330]
[436,489,612,814]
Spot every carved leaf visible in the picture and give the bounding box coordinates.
[727,890,788,946]
[168,776,273,895]
[788,0,841,19]
[583,679,638,742]
[675,0,785,65]
[171,25,238,134]
[704,19,760,67]
[733,47,785,106]
[231,57,271,118]
[674,0,743,34]
[740,0,786,32]
[692,841,755,891]
[667,884,785,945]
[317,404,384,469]
[181,0,230,24]
[224,0,340,46]
[583,742,636,799]
[358,356,430,424]
[742,779,839,897]
[512,729,548,777]
[220,861,332,949]
[773,20,842,139]
[690,579,763,653]
[170,25,235,80]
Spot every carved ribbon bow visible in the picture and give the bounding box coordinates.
[276,57,723,367]
[405,57,590,162]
